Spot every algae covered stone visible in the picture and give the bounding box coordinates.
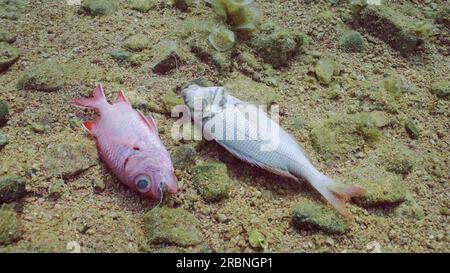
[314,57,335,85]
[339,30,365,52]
[171,144,197,170]
[430,80,450,99]
[192,162,232,202]
[151,40,184,74]
[210,0,262,31]
[144,207,201,246]
[18,61,70,92]
[0,133,8,149]
[248,229,268,250]
[352,4,431,56]
[0,101,9,126]
[404,119,419,139]
[292,201,349,234]
[393,193,424,220]
[0,175,26,203]
[128,0,159,12]
[43,133,98,178]
[208,26,235,52]
[124,34,150,52]
[350,167,406,207]
[310,112,380,160]
[0,42,20,73]
[161,90,183,114]
[376,142,416,175]
[0,205,20,245]
[0,0,28,20]
[249,22,305,68]
[81,0,119,16]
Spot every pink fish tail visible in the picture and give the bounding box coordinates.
[73,83,107,109]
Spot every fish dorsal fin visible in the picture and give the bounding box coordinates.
[137,110,157,132]
[116,90,130,104]
[83,121,96,135]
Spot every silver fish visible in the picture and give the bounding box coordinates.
[182,83,365,218]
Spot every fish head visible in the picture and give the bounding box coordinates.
[125,151,178,200]
[182,84,226,116]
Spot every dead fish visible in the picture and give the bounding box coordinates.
[73,83,177,200]
[182,83,365,218]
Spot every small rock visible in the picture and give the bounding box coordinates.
[171,144,197,170]
[0,133,8,149]
[405,119,419,139]
[110,50,130,62]
[124,34,150,52]
[92,177,106,193]
[0,101,9,126]
[0,42,20,73]
[128,0,159,12]
[0,205,20,245]
[0,175,26,203]
[248,229,268,250]
[315,57,335,85]
[192,162,232,202]
[81,0,119,16]
[29,122,45,133]
[0,29,16,43]
[292,201,349,234]
[43,133,98,178]
[48,180,65,200]
[143,207,201,246]
[151,40,184,74]
[430,80,450,99]
[214,213,228,223]
[17,60,70,92]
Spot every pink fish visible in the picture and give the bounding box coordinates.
[73,83,177,200]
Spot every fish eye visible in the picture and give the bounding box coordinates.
[134,175,152,193]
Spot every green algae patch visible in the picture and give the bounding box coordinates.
[249,22,305,68]
[430,80,450,99]
[349,167,406,207]
[171,144,197,170]
[0,101,9,126]
[0,42,20,73]
[81,0,119,16]
[352,4,432,56]
[0,0,28,20]
[208,26,235,52]
[339,30,365,53]
[43,133,98,179]
[248,229,268,250]
[394,193,424,221]
[0,205,20,245]
[314,57,335,85]
[404,119,419,139]
[224,73,279,107]
[161,90,184,114]
[144,207,201,246]
[310,113,380,160]
[0,175,26,203]
[124,34,151,52]
[0,133,8,149]
[18,60,71,92]
[372,141,417,175]
[192,162,232,202]
[292,201,349,234]
[128,0,159,12]
[355,77,408,114]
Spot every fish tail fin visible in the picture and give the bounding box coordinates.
[309,175,366,219]
[73,83,107,109]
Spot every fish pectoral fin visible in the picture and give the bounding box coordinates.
[82,121,96,135]
[136,110,157,133]
[110,136,140,150]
